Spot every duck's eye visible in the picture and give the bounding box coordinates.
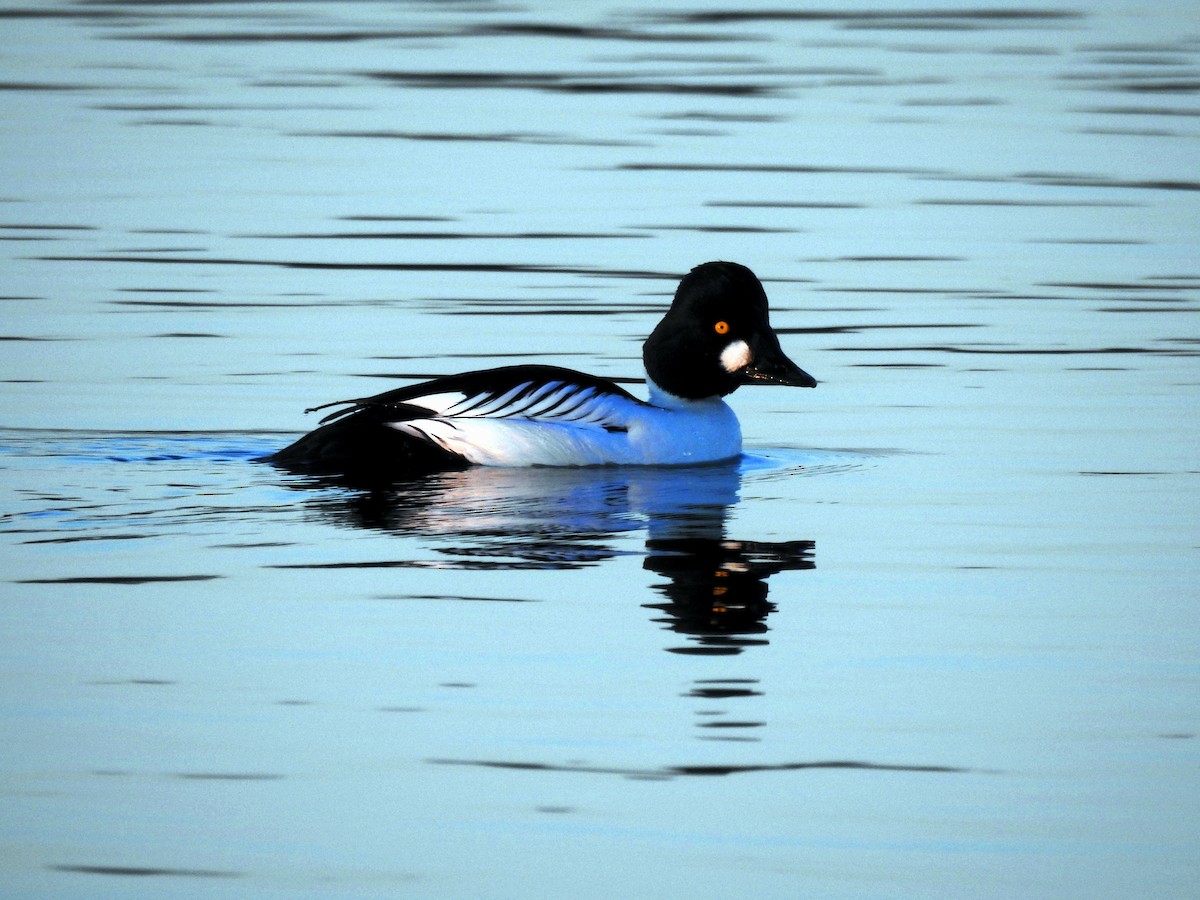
[714,321,730,335]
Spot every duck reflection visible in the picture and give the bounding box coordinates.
[285,459,813,652]
[644,535,814,656]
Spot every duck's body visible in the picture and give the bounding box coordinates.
[269,262,816,479]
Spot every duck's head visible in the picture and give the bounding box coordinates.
[643,261,817,401]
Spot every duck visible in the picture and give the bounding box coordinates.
[267,261,816,479]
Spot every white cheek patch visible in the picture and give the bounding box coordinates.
[719,339,752,373]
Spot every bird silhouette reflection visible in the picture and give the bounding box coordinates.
[284,459,813,652]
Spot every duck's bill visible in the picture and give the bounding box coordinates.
[739,346,818,388]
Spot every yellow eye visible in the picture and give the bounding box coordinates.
[714,321,730,335]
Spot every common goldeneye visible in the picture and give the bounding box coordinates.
[268,261,816,478]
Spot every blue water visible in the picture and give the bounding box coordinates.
[1,2,1198,897]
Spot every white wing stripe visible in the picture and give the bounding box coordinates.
[504,381,560,416]
[575,398,614,423]
[544,388,596,420]
[483,381,567,419]
[521,383,581,417]
[448,382,532,417]
[386,375,631,447]
[400,391,466,415]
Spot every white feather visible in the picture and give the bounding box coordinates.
[387,379,741,467]
[720,339,752,374]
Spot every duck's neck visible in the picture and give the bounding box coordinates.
[645,374,724,410]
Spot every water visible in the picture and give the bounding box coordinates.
[2,1,1198,896]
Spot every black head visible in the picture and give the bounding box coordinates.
[642,261,817,400]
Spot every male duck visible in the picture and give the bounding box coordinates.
[268,261,816,478]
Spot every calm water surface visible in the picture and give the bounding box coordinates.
[1,1,1198,897]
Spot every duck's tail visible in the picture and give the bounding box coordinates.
[265,405,469,484]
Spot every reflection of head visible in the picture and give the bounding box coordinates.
[644,537,815,655]
[281,460,814,653]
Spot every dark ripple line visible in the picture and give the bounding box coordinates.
[776,323,983,334]
[1026,173,1200,191]
[1100,306,1197,313]
[339,215,453,222]
[240,230,643,240]
[363,70,777,97]
[1044,280,1200,291]
[120,21,733,46]
[465,22,733,43]
[21,533,152,545]
[14,575,221,585]
[0,223,97,230]
[125,29,438,44]
[36,255,680,279]
[619,162,943,175]
[269,559,601,572]
[829,345,1192,356]
[49,865,241,879]
[655,9,1083,24]
[0,81,90,92]
[687,688,763,699]
[294,129,644,148]
[93,102,358,113]
[380,594,538,603]
[1083,105,1200,117]
[431,757,972,779]
[936,172,1200,192]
